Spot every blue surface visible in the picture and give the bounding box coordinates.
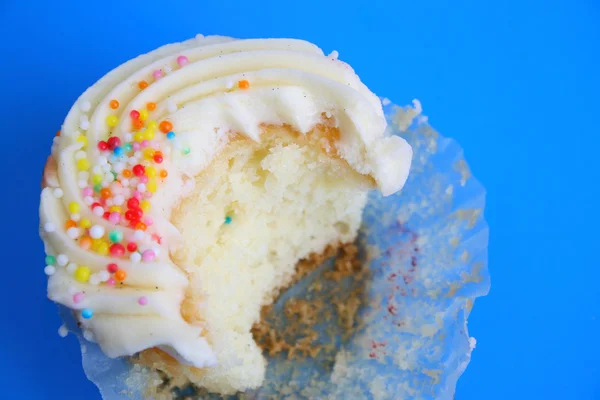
[1,1,598,399]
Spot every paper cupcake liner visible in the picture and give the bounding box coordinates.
[60,100,490,399]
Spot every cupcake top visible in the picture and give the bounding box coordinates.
[40,35,412,368]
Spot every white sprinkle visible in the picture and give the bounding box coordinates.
[77,180,87,189]
[382,97,391,106]
[130,252,142,263]
[43,222,55,233]
[92,206,104,217]
[89,225,105,239]
[78,171,90,180]
[137,183,146,192]
[196,33,205,39]
[152,247,161,257]
[52,188,64,198]
[167,101,178,113]
[66,227,81,239]
[226,81,234,89]
[134,151,142,159]
[57,254,68,266]
[84,196,94,206]
[74,150,86,160]
[98,156,108,166]
[98,271,110,282]
[80,101,91,112]
[83,330,95,342]
[325,111,332,118]
[328,50,339,59]
[113,162,125,174]
[58,324,69,338]
[92,165,102,175]
[121,179,130,187]
[66,263,77,274]
[134,230,145,241]
[113,195,124,206]
[44,265,56,276]
[124,133,133,142]
[89,275,100,286]
[105,199,114,207]
[163,65,173,74]
[79,119,89,131]
[71,213,81,222]
[128,157,138,166]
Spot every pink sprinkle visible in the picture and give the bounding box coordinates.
[144,217,154,226]
[141,249,156,262]
[107,278,116,286]
[82,187,93,197]
[176,55,189,67]
[73,292,84,304]
[133,190,142,199]
[109,212,121,224]
[141,140,149,148]
[132,142,141,151]
[138,296,149,306]
[144,192,153,199]
[139,175,149,184]
[152,69,163,80]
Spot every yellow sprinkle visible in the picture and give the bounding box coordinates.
[146,179,157,193]
[147,120,158,130]
[96,241,109,256]
[74,266,91,283]
[145,166,157,178]
[76,135,88,147]
[92,174,103,185]
[134,132,145,142]
[143,128,155,140]
[139,109,149,121]
[109,206,122,213]
[91,238,103,251]
[140,200,151,213]
[68,202,80,214]
[106,115,119,128]
[80,218,92,229]
[143,148,155,160]
[76,158,90,171]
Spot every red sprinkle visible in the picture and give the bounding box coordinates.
[103,211,111,220]
[107,137,121,150]
[127,198,140,209]
[126,242,138,252]
[109,243,125,257]
[125,210,135,221]
[130,110,140,120]
[107,263,119,273]
[97,141,109,151]
[153,153,163,164]
[132,164,145,177]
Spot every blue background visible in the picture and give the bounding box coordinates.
[1,0,598,399]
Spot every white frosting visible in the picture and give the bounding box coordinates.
[40,35,412,368]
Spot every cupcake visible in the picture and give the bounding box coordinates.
[39,35,413,395]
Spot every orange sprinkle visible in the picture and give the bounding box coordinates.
[159,169,168,178]
[100,188,112,199]
[79,237,92,250]
[65,220,77,229]
[132,119,145,130]
[135,222,147,231]
[122,169,132,178]
[159,120,172,133]
[56,130,61,137]
[238,80,250,89]
[146,102,156,111]
[138,80,149,90]
[109,99,120,109]
[115,270,127,281]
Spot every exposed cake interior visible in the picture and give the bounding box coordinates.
[159,124,370,393]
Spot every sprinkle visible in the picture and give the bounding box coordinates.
[107,277,116,286]
[92,205,104,217]
[66,227,81,239]
[115,269,127,281]
[76,158,90,171]
[81,309,93,319]
[152,69,163,80]
[176,55,189,67]
[83,330,95,341]
[106,115,119,128]
[79,236,92,250]
[127,242,138,252]
[132,164,145,177]
[141,249,156,262]
[182,147,191,155]
[57,254,68,266]
[109,243,125,257]
[108,212,121,225]
[71,213,81,222]
[238,80,250,89]
[114,146,124,156]
[89,274,100,285]
[44,265,56,276]
[68,202,80,214]
[66,263,77,274]
[224,216,232,224]
[153,153,163,164]
[52,188,64,198]
[56,130,61,137]
[89,225,105,239]
[74,266,91,283]
[147,102,156,111]
[138,81,148,90]
[140,200,151,213]
[133,119,144,130]
[80,101,91,112]
[130,252,142,263]
[45,255,56,265]
[65,219,77,229]
[100,188,112,199]
[160,169,168,178]
[74,150,86,160]
[139,109,149,121]
[80,118,90,131]
[98,271,110,281]
[166,131,175,140]
[109,99,120,109]
[138,296,149,306]
[109,230,123,243]
[58,325,69,338]
[163,65,173,74]
[226,81,234,89]
[97,241,109,255]
[134,230,145,241]
[159,121,172,133]
[73,292,85,303]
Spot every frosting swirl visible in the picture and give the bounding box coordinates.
[39,35,412,368]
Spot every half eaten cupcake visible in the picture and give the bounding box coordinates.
[39,35,412,395]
